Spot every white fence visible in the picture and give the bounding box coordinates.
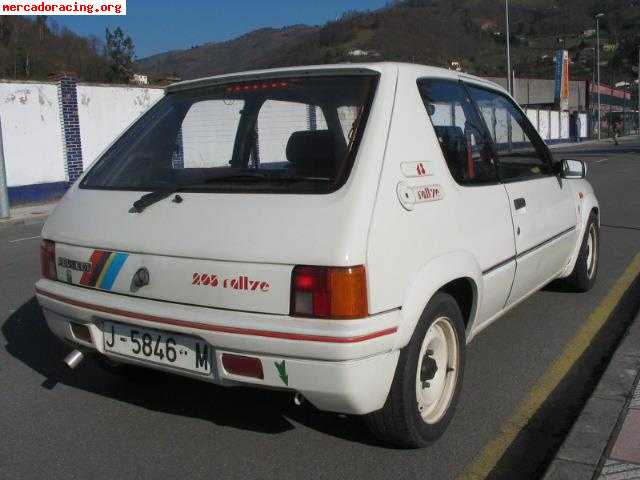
[526,109,588,141]
[77,84,163,170]
[0,78,163,203]
[0,77,589,204]
[0,81,66,188]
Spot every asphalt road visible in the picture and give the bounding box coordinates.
[2,138,640,480]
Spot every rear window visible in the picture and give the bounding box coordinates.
[80,75,378,194]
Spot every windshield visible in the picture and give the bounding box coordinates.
[80,74,379,194]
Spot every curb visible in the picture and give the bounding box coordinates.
[543,314,640,479]
[0,212,49,228]
[547,135,638,150]
[0,203,55,229]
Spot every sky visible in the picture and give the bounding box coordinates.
[53,0,389,59]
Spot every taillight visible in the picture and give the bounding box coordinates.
[291,265,368,319]
[40,240,57,280]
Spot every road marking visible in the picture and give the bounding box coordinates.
[8,235,41,244]
[458,251,640,480]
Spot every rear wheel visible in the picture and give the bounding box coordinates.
[564,212,599,292]
[364,292,465,448]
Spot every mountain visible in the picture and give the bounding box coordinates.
[136,0,639,83]
[135,25,319,80]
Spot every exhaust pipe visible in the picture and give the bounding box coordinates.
[63,349,85,369]
[293,392,304,406]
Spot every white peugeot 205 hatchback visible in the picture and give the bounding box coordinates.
[36,63,599,447]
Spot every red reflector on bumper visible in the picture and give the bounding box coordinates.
[221,354,264,379]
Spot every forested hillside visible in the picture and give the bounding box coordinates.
[0,16,108,81]
[137,0,640,83]
[1,0,638,84]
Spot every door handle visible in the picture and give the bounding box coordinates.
[514,198,526,210]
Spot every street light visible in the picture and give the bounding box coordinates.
[505,0,512,95]
[596,13,604,140]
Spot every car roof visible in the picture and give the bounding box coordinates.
[165,62,507,95]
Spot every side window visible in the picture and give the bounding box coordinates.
[466,85,552,182]
[418,80,498,185]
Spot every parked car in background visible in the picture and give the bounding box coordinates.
[36,63,599,447]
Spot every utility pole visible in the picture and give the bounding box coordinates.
[0,116,10,219]
[505,0,512,95]
[596,13,604,140]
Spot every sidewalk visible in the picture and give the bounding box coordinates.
[0,202,56,228]
[547,134,638,150]
[544,313,640,479]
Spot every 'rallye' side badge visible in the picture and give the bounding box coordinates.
[397,182,444,211]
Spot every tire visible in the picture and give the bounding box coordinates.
[364,292,466,448]
[564,212,599,292]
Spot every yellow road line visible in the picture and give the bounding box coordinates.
[458,251,640,480]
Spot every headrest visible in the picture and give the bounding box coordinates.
[286,130,335,170]
[434,125,465,142]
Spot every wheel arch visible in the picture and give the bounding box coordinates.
[395,251,482,350]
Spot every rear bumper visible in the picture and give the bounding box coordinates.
[36,279,400,414]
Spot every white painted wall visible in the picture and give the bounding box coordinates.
[538,110,550,140]
[77,84,164,169]
[0,81,65,187]
[560,111,570,139]
[181,99,243,168]
[550,111,560,140]
[579,113,588,138]
[0,77,586,191]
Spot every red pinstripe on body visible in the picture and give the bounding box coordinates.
[35,287,397,344]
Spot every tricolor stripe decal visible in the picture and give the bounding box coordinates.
[79,250,129,291]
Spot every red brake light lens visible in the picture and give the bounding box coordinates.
[225,81,289,93]
[40,240,57,280]
[291,265,368,319]
[221,354,264,379]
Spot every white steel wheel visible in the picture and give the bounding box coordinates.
[364,292,466,448]
[564,212,599,292]
[415,316,460,424]
[586,223,598,280]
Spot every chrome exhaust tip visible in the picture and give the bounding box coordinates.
[293,392,304,406]
[63,349,84,369]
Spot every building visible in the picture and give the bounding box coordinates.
[131,73,149,85]
[484,76,637,137]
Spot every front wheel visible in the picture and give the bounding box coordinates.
[364,292,466,448]
[563,212,599,292]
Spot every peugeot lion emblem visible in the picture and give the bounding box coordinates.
[131,267,150,290]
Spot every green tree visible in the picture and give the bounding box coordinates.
[610,32,640,78]
[105,27,135,83]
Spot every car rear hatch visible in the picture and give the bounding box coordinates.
[42,66,395,316]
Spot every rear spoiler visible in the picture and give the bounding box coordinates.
[165,67,380,93]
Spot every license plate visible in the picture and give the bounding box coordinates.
[102,321,213,376]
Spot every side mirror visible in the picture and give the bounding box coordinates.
[559,159,587,179]
[425,103,436,116]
